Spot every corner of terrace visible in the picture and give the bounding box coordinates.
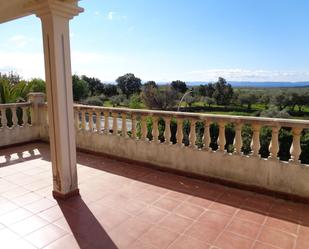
[1,1,309,249]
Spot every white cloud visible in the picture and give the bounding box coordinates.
[94,11,100,16]
[106,11,127,21]
[187,69,309,82]
[9,35,33,48]
[0,50,44,79]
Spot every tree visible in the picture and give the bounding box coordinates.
[171,80,187,93]
[184,94,195,107]
[238,93,258,110]
[83,96,103,106]
[198,83,215,97]
[116,73,142,98]
[202,97,215,107]
[103,84,118,97]
[212,77,234,105]
[144,81,158,89]
[81,75,103,96]
[271,93,290,111]
[141,85,178,110]
[72,75,89,102]
[259,94,271,109]
[29,78,46,93]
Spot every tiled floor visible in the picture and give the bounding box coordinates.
[0,142,309,249]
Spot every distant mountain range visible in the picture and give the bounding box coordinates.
[184,81,309,88]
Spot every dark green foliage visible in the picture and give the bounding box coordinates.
[171,80,188,94]
[212,77,234,106]
[82,96,103,106]
[103,84,118,97]
[72,75,89,101]
[81,75,104,96]
[116,73,142,98]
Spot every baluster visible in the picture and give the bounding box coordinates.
[96,111,101,133]
[218,121,226,152]
[81,109,86,131]
[89,110,94,132]
[104,110,110,134]
[269,126,280,159]
[74,109,80,130]
[289,127,302,163]
[141,115,147,140]
[233,123,243,155]
[131,113,137,139]
[176,118,184,146]
[152,116,159,142]
[11,107,17,127]
[203,119,211,150]
[121,113,127,137]
[164,117,171,144]
[22,107,28,126]
[189,119,197,148]
[1,108,7,128]
[251,123,261,157]
[112,112,118,135]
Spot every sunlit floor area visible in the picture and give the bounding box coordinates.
[0,142,308,249]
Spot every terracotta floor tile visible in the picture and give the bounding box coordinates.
[296,235,309,249]
[184,221,221,244]
[24,223,68,248]
[258,226,296,249]
[9,215,49,236]
[96,208,132,230]
[135,190,162,204]
[153,196,181,211]
[253,241,282,249]
[137,206,168,224]
[40,234,81,249]
[174,202,205,220]
[198,210,232,229]
[111,217,152,239]
[1,186,31,199]
[185,195,213,208]
[265,216,299,235]
[236,209,267,224]
[165,191,189,201]
[140,226,179,248]
[38,205,64,222]
[226,217,261,239]
[1,143,308,249]
[0,207,33,226]
[208,201,239,216]
[128,239,157,249]
[24,198,56,213]
[169,235,210,249]
[158,213,193,233]
[214,231,254,249]
[0,228,21,247]
[6,239,37,249]
[243,194,275,213]
[12,192,43,206]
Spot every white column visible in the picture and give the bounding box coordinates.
[32,1,83,199]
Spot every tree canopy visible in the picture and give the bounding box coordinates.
[116,73,142,98]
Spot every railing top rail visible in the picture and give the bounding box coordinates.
[0,102,31,108]
[74,104,309,128]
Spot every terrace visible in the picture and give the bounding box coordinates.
[1,0,309,248]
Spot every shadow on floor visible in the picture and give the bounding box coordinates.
[57,196,117,249]
[1,141,309,232]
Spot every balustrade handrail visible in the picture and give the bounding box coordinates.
[74,104,309,129]
[0,102,31,108]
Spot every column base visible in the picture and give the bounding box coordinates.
[52,189,80,200]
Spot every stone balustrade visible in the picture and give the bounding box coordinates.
[2,98,309,199]
[68,104,309,199]
[72,104,309,163]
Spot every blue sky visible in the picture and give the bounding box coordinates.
[0,0,308,82]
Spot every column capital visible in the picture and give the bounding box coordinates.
[25,0,83,20]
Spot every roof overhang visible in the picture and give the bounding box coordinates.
[0,0,82,24]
